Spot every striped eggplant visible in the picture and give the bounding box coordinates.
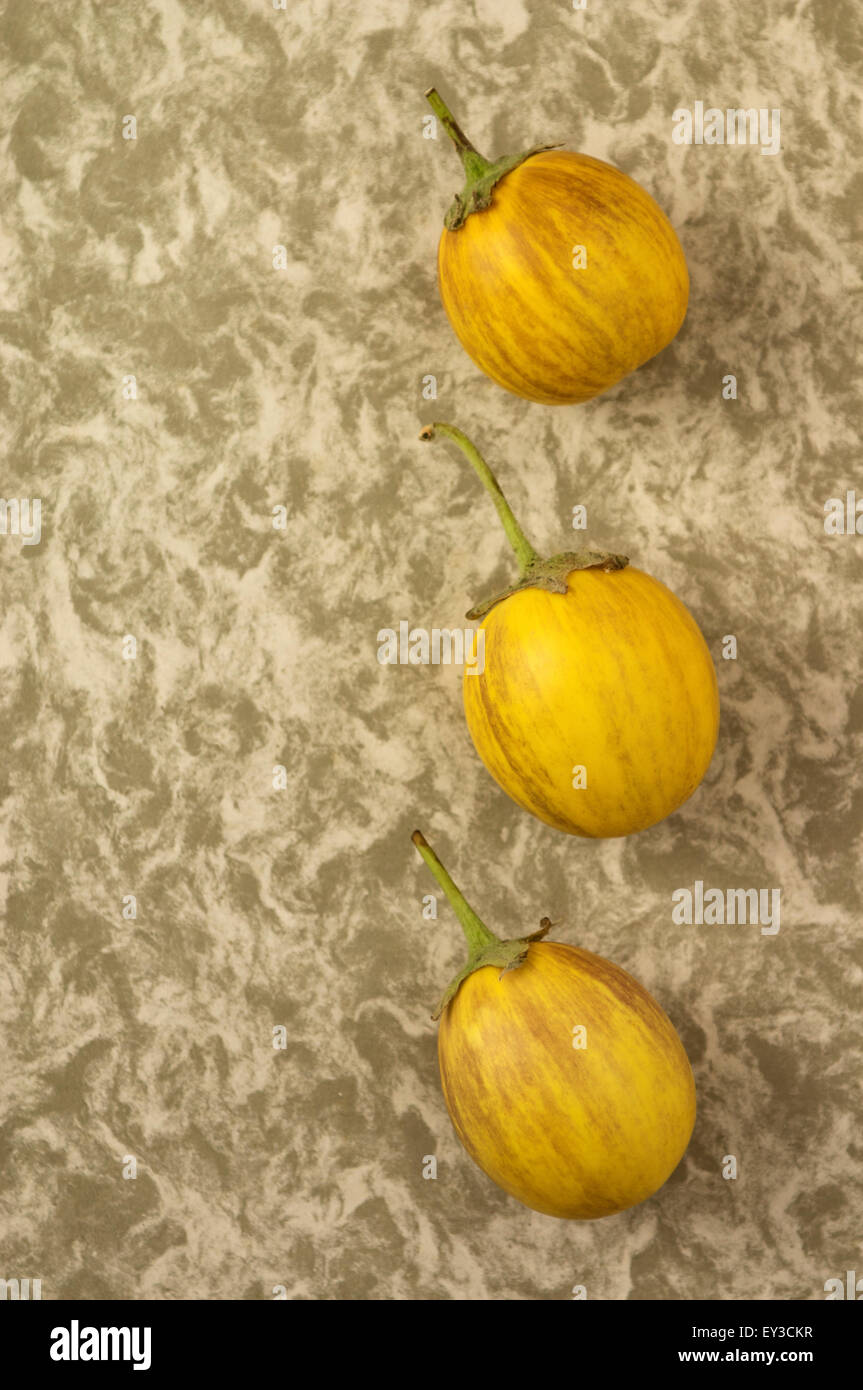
[419,423,719,839]
[412,831,696,1220]
[426,88,689,405]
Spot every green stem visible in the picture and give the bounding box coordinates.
[425,87,494,183]
[419,423,540,578]
[411,831,499,954]
[413,831,553,1019]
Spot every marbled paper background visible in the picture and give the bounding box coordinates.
[0,0,860,1301]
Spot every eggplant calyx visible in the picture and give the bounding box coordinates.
[443,144,561,231]
[424,87,560,231]
[433,919,552,1021]
[466,549,630,621]
[412,831,554,1020]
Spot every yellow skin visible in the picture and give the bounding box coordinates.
[438,150,689,405]
[464,565,719,838]
[439,941,696,1220]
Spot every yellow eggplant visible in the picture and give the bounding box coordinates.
[426,88,689,405]
[419,422,719,838]
[413,831,696,1220]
